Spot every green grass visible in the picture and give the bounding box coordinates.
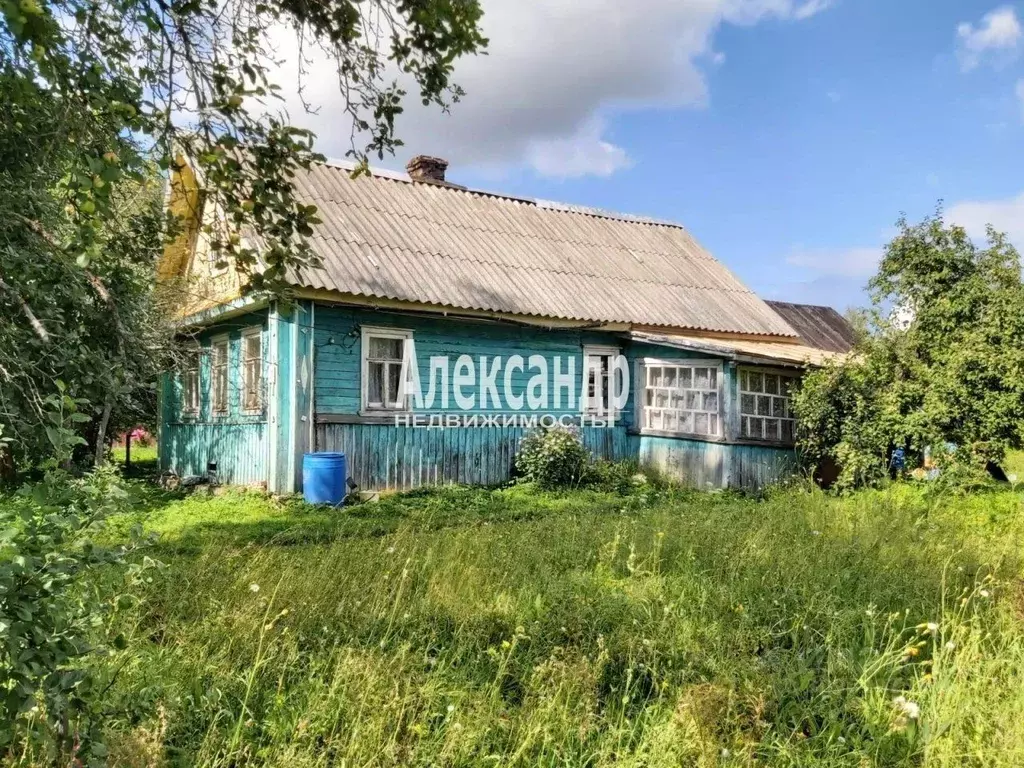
[92,480,1024,767]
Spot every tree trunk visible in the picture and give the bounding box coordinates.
[94,398,113,466]
[125,432,132,468]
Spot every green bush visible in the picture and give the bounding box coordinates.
[514,425,591,489]
[0,466,156,764]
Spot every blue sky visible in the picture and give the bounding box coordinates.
[286,0,1024,312]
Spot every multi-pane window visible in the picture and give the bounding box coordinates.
[362,328,411,411]
[583,346,620,414]
[739,369,797,444]
[241,329,263,413]
[180,346,200,415]
[641,362,721,437]
[210,338,229,415]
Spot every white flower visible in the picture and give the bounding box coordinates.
[893,695,920,720]
[386,546,396,554]
[837,736,846,744]
[945,641,956,651]
[446,704,455,713]
[926,622,939,633]
[720,747,731,758]
[980,589,991,598]
[249,583,260,593]
[811,530,821,536]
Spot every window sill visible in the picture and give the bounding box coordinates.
[630,427,727,444]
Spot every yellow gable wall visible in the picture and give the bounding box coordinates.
[157,157,244,319]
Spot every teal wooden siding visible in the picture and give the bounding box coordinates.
[637,436,798,490]
[314,306,622,420]
[159,312,270,485]
[310,303,804,491]
[316,423,635,491]
[161,422,268,485]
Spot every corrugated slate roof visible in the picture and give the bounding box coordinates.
[285,160,798,337]
[764,301,858,353]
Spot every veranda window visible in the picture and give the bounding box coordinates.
[241,328,263,413]
[210,338,229,415]
[739,368,798,444]
[362,327,412,411]
[640,361,722,437]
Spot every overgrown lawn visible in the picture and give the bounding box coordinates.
[95,482,1024,766]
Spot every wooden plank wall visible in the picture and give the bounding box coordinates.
[162,422,268,485]
[637,435,797,490]
[315,423,634,491]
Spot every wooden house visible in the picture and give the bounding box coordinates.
[157,154,855,493]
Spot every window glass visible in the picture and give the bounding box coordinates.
[364,330,409,410]
[640,362,722,437]
[241,331,263,412]
[584,349,618,414]
[211,340,229,414]
[739,368,798,444]
[180,347,200,415]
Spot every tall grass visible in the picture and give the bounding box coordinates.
[93,483,1024,766]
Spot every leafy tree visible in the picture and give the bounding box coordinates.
[0,0,486,467]
[793,210,1024,489]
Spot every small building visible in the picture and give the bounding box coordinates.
[157,155,854,493]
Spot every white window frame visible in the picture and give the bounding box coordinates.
[582,345,621,416]
[240,327,264,414]
[636,358,724,439]
[179,343,201,417]
[738,366,798,445]
[361,326,413,413]
[209,335,230,416]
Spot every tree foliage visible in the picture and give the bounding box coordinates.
[0,0,486,467]
[793,210,1024,489]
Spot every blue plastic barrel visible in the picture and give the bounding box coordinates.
[302,452,347,506]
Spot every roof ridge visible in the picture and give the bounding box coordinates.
[318,156,686,230]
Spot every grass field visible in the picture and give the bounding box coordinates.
[92,479,1024,767]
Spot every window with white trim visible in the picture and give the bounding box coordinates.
[362,327,412,411]
[583,346,620,415]
[241,328,263,413]
[739,368,798,444]
[180,346,200,416]
[210,337,229,415]
[640,361,722,437]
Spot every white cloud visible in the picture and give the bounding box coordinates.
[269,0,834,178]
[948,191,1024,245]
[786,246,881,278]
[956,6,1022,71]
[524,119,632,179]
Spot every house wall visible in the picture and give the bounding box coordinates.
[159,310,270,485]
[311,304,797,491]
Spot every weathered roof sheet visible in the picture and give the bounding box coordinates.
[286,160,798,337]
[765,301,858,353]
[631,331,846,367]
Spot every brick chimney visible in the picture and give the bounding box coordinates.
[406,155,448,183]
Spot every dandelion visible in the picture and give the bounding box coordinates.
[893,695,920,720]
[249,583,260,593]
